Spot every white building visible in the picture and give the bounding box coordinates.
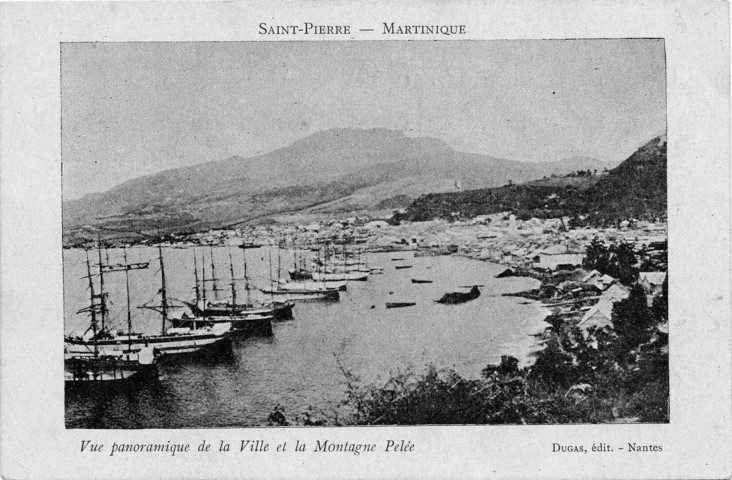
[579,300,614,332]
[533,246,585,270]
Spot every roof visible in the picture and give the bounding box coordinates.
[541,244,569,255]
[583,269,603,282]
[639,272,667,285]
[579,300,614,326]
[601,284,630,303]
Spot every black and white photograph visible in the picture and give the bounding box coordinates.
[62,40,669,428]
[1,2,729,478]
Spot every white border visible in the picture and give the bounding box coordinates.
[1,1,729,479]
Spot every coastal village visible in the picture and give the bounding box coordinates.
[88,210,667,346]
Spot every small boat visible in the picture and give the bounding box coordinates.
[267,300,295,320]
[395,265,413,270]
[65,347,158,386]
[311,271,368,282]
[391,257,405,261]
[259,286,340,301]
[495,267,515,278]
[238,242,263,249]
[436,286,481,304]
[411,279,433,284]
[386,302,416,308]
[278,279,348,291]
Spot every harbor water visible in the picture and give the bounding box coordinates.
[64,246,548,428]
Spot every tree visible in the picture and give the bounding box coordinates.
[529,336,577,388]
[650,275,668,325]
[583,238,639,285]
[612,241,639,285]
[611,284,653,358]
[583,237,610,272]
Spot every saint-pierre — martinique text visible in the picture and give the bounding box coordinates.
[258,22,466,35]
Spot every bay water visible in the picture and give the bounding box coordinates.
[64,246,548,428]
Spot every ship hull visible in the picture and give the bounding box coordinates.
[64,355,158,386]
[171,316,274,337]
[65,331,232,358]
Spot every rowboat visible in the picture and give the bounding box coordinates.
[385,302,416,308]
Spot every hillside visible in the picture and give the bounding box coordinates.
[565,134,667,223]
[394,134,667,225]
[63,128,614,243]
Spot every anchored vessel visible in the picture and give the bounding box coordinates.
[171,248,275,336]
[65,243,232,359]
[259,243,341,301]
[436,286,481,304]
[65,247,159,386]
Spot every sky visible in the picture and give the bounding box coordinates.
[61,40,666,199]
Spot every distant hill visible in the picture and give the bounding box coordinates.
[62,128,614,243]
[566,134,667,223]
[394,134,667,225]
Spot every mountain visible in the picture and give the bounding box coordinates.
[394,134,667,224]
[564,133,667,222]
[62,128,614,241]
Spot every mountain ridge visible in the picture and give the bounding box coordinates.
[63,128,617,241]
[392,133,667,225]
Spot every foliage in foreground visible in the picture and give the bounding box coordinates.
[270,277,669,426]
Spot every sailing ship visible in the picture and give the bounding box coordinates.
[324,243,376,275]
[65,243,233,359]
[171,248,274,336]
[65,247,158,386]
[258,244,340,301]
[181,245,295,319]
[294,244,371,282]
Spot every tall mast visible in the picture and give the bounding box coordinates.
[228,249,237,315]
[157,244,168,336]
[96,236,107,331]
[241,244,251,306]
[123,246,133,353]
[85,249,99,357]
[318,246,324,286]
[268,246,274,299]
[192,250,201,329]
[277,238,282,282]
[201,254,208,315]
[193,249,201,305]
[209,246,219,301]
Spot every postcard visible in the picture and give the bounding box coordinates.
[0,1,729,478]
